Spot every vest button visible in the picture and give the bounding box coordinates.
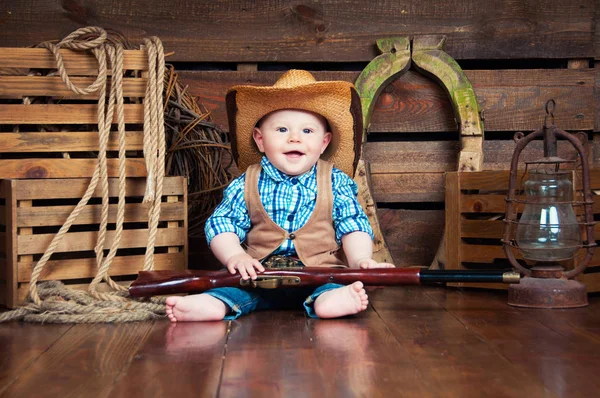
[289,233,296,240]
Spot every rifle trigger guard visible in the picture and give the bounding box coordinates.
[240,276,302,289]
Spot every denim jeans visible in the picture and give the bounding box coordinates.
[204,283,342,319]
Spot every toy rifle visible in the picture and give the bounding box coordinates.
[129,267,520,297]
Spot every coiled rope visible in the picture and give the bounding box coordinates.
[0,27,168,323]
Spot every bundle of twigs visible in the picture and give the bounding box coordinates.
[162,66,234,236]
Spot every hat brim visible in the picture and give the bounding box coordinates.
[226,80,363,177]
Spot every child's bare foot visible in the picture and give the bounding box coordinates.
[313,281,368,318]
[165,294,227,322]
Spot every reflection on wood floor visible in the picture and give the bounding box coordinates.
[1,286,599,397]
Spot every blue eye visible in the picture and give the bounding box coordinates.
[277,127,288,133]
[303,128,313,134]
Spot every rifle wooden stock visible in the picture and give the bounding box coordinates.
[129,268,520,297]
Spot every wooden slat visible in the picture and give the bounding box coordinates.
[370,287,552,395]
[0,323,154,398]
[426,287,600,393]
[17,227,185,255]
[596,62,600,131]
[181,180,188,267]
[377,209,445,267]
[0,131,144,153]
[0,1,594,61]
[461,219,504,239]
[0,76,146,99]
[459,170,512,190]
[219,312,327,396]
[0,104,144,124]
[462,219,600,239]
[16,202,184,227]
[0,159,146,179]
[457,243,600,266]
[13,176,185,199]
[445,172,461,270]
[371,172,444,203]
[307,310,435,395]
[460,194,509,213]
[460,244,513,263]
[181,69,595,133]
[0,48,148,70]
[107,322,226,397]
[367,141,458,173]
[0,322,73,393]
[459,194,600,214]
[367,139,584,174]
[4,180,17,307]
[461,170,600,191]
[17,252,185,282]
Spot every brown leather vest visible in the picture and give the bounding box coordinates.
[243,159,347,267]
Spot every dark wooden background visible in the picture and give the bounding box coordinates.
[1,0,598,267]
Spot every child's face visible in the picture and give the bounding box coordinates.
[253,109,332,176]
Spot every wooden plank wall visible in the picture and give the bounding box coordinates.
[0,0,598,268]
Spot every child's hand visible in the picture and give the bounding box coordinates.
[225,253,265,280]
[357,258,395,269]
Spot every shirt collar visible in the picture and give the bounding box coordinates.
[260,156,317,188]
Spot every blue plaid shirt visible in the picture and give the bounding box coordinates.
[205,156,374,256]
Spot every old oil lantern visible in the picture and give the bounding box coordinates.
[502,101,596,308]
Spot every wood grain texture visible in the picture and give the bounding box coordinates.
[370,287,553,396]
[16,202,183,227]
[0,104,144,124]
[371,172,445,203]
[307,310,436,396]
[594,61,600,132]
[109,321,226,397]
[180,69,595,133]
[0,159,147,179]
[366,139,583,174]
[0,1,595,61]
[13,177,185,199]
[3,288,600,396]
[0,131,144,153]
[445,172,461,270]
[17,252,186,282]
[378,208,445,267]
[0,322,72,395]
[0,48,148,70]
[424,287,600,397]
[17,227,186,255]
[0,323,154,398]
[219,311,325,396]
[0,76,147,99]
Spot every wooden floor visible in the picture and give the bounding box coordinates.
[1,286,599,397]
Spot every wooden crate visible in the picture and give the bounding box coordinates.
[0,47,149,179]
[445,170,600,290]
[0,176,187,308]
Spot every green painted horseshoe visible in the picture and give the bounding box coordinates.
[354,35,484,264]
[355,37,411,137]
[411,35,484,171]
[353,37,411,264]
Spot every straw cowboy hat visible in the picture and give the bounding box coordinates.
[225,69,363,177]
